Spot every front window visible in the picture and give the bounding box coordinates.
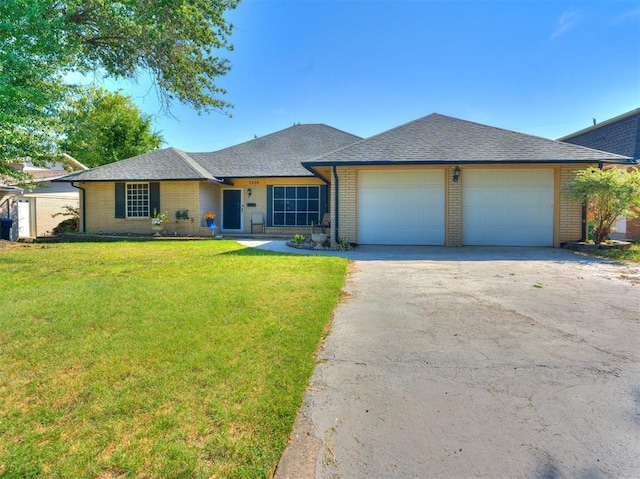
[272,186,320,226]
[126,183,149,218]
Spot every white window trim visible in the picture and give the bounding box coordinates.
[126,182,150,218]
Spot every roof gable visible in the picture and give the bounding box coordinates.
[306,113,632,165]
[61,147,217,182]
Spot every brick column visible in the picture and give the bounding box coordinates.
[447,166,463,246]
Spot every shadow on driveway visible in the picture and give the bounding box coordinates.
[238,240,617,264]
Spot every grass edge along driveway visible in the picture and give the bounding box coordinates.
[0,241,347,479]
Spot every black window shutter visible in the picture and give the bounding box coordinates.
[149,182,160,216]
[320,185,328,217]
[266,185,273,227]
[115,183,126,218]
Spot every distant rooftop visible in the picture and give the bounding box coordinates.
[558,108,640,160]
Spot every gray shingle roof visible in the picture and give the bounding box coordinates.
[559,108,640,160]
[60,147,217,182]
[305,113,633,165]
[59,124,362,182]
[189,124,362,177]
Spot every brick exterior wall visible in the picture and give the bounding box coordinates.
[82,181,207,236]
[558,165,586,244]
[627,214,640,241]
[81,179,326,237]
[199,181,220,231]
[447,166,463,246]
[331,166,357,245]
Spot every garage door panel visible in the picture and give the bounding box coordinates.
[463,169,554,246]
[531,215,553,228]
[358,170,445,245]
[523,169,553,183]
[505,190,532,206]
[503,208,529,226]
[531,189,554,207]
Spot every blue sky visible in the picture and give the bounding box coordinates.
[103,0,640,152]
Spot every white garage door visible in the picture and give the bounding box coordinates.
[463,169,554,246]
[358,170,445,245]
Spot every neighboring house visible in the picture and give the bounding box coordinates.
[558,108,640,240]
[13,155,88,239]
[58,114,634,247]
[0,184,24,241]
[302,113,634,247]
[58,124,362,237]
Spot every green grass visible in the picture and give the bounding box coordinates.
[0,241,348,478]
[584,243,640,264]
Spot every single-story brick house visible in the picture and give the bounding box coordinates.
[558,108,640,241]
[59,113,635,246]
[59,124,362,237]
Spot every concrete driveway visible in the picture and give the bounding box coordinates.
[247,243,640,479]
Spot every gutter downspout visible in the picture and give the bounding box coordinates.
[72,182,86,233]
[332,165,339,243]
[581,202,587,242]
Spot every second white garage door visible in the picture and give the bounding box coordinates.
[463,169,554,246]
[358,170,445,245]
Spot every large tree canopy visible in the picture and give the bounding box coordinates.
[563,167,640,244]
[0,0,238,175]
[61,87,164,168]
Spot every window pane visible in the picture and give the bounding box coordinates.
[271,185,323,227]
[126,183,149,217]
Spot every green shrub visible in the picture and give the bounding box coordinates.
[52,218,78,235]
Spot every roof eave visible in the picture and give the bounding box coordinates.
[0,185,24,195]
[54,176,224,183]
[300,163,331,184]
[302,158,636,167]
[215,173,317,180]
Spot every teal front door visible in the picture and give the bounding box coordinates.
[222,189,242,231]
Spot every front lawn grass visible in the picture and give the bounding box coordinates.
[0,241,347,478]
